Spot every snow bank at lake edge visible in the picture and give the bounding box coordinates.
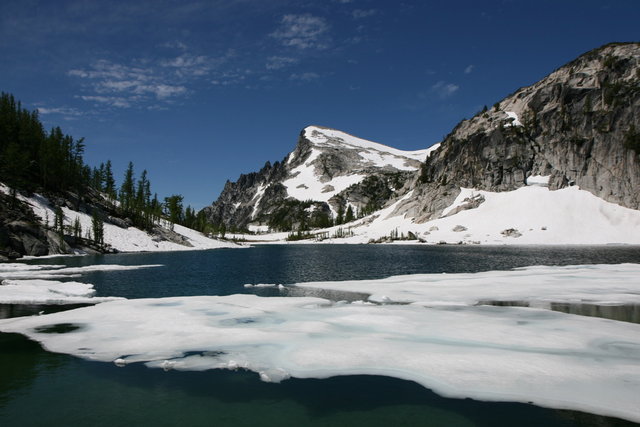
[234,185,640,245]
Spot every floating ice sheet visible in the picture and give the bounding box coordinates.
[0,264,163,280]
[0,263,160,304]
[0,279,122,304]
[294,263,640,306]
[1,264,640,422]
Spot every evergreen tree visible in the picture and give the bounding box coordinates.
[73,217,82,242]
[136,169,150,210]
[335,205,344,225]
[1,141,29,200]
[150,193,161,224]
[91,209,104,248]
[345,205,355,223]
[119,161,136,215]
[184,206,196,229]
[194,210,208,232]
[91,165,104,191]
[164,194,184,225]
[54,206,64,245]
[104,160,116,199]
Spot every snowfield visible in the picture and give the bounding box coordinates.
[238,185,640,245]
[1,263,639,422]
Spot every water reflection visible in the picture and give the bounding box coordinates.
[0,303,90,319]
[21,245,640,300]
[1,332,637,426]
[478,301,640,324]
[550,302,640,324]
[0,333,67,406]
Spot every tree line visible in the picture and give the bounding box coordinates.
[0,92,205,235]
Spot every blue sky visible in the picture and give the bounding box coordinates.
[1,0,638,209]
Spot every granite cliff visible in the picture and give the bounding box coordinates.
[401,42,640,221]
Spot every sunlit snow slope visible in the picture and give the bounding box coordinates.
[236,184,640,245]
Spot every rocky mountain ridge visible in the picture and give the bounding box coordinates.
[204,42,639,238]
[403,42,640,221]
[203,126,437,231]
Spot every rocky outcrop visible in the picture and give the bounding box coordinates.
[151,225,193,247]
[410,42,640,221]
[0,193,112,259]
[0,195,50,259]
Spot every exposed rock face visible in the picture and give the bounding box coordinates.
[151,225,193,247]
[0,194,49,259]
[411,42,640,221]
[202,126,433,231]
[203,160,288,230]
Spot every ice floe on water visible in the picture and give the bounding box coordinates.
[0,279,121,304]
[294,263,640,306]
[1,264,640,422]
[0,263,163,280]
[0,262,160,304]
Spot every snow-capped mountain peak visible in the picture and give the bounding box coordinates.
[302,125,435,167]
[203,125,439,230]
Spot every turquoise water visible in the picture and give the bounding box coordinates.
[2,245,640,426]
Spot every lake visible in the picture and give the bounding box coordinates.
[2,244,640,426]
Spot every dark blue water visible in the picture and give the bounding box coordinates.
[26,244,640,299]
[3,245,640,426]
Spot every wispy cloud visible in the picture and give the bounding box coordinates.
[162,40,188,50]
[160,49,235,78]
[211,67,253,86]
[352,9,376,19]
[270,14,329,50]
[68,59,189,108]
[431,81,459,99]
[265,56,298,70]
[161,54,212,76]
[290,72,320,81]
[37,106,83,116]
[464,64,474,74]
[67,46,239,109]
[80,95,136,108]
[36,106,86,121]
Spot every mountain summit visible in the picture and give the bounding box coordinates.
[202,126,438,232]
